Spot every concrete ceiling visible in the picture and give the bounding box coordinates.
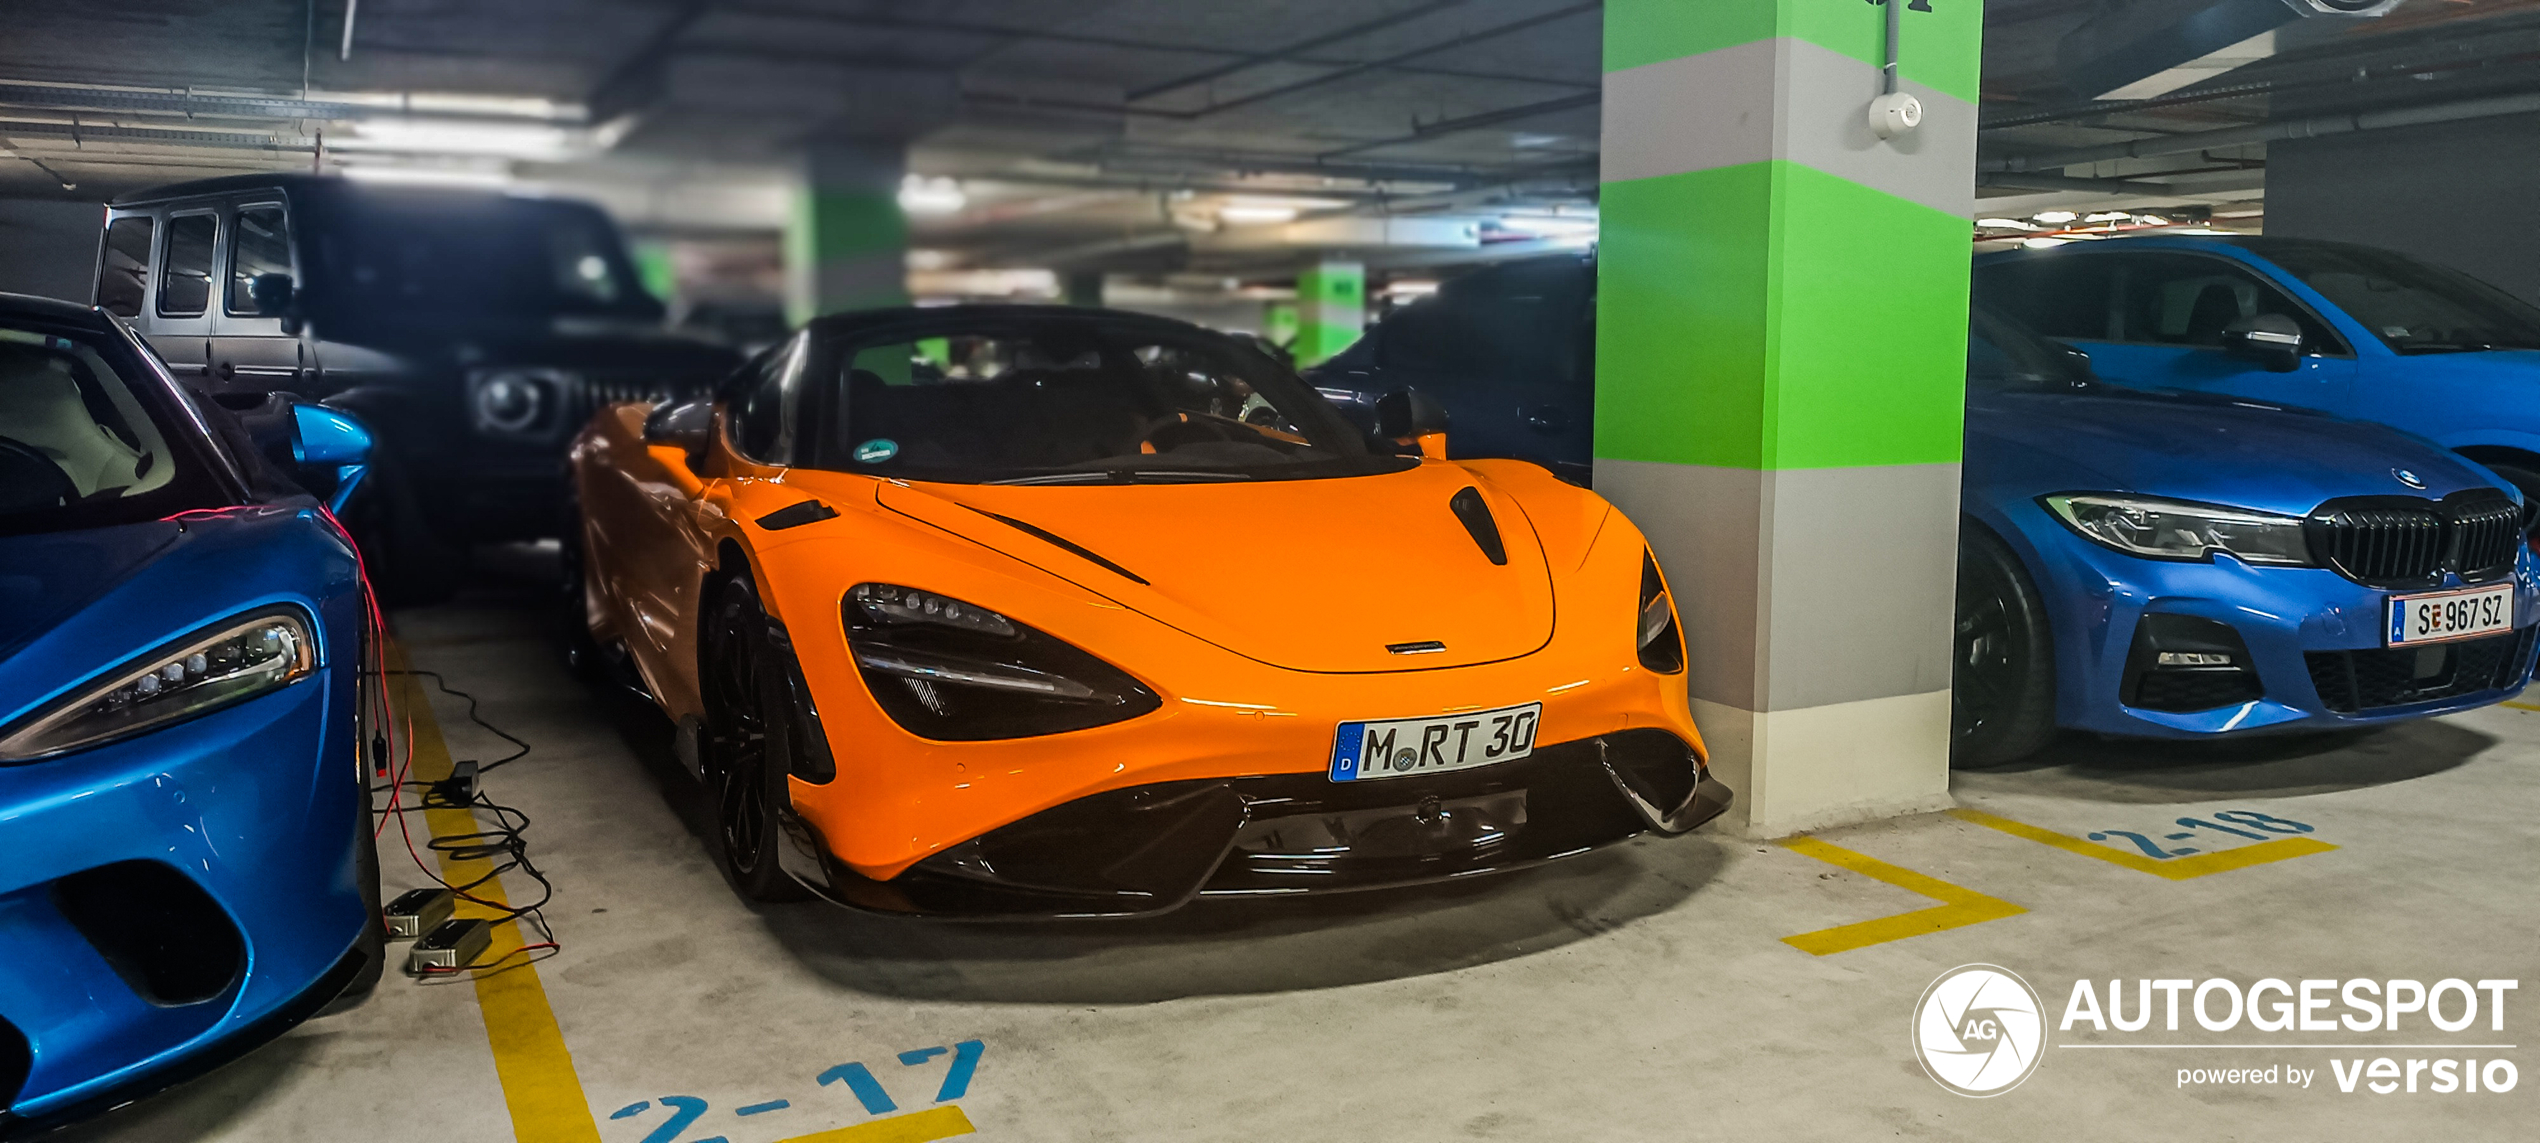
[3,0,2537,275]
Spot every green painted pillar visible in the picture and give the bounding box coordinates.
[785,141,909,325]
[1292,261,1365,367]
[1595,0,1982,836]
[630,239,677,308]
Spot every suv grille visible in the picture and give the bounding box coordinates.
[2305,627,2536,714]
[2306,491,2522,588]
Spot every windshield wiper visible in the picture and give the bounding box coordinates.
[984,469,1255,486]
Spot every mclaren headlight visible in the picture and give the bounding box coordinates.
[1637,552,1684,674]
[2042,493,2313,566]
[0,610,318,763]
[844,584,1158,741]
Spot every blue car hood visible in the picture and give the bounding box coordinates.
[1967,386,2507,516]
[0,521,183,661]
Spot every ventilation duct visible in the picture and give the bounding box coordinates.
[2058,0,2402,101]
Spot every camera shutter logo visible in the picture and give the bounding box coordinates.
[1913,964,2046,1096]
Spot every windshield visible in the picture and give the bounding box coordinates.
[2251,241,2540,354]
[312,191,661,320]
[0,321,225,535]
[817,316,1410,485]
[1968,306,2096,393]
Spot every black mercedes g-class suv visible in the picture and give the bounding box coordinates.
[96,174,740,598]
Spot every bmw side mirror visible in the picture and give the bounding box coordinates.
[2222,313,2303,373]
[642,397,715,465]
[250,272,302,335]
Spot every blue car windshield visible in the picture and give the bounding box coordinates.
[2249,241,2540,355]
[0,322,224,535]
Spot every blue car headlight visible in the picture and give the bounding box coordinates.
[0,609,318,764]
[2042,493,2315,567]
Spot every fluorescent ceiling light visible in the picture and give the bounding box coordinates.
[338,163,513,188]
[2022,236,2072,249]
[2032,210,2078,225]
[2136,214,2171,226]
[1217,205,1300,225]
[2084,211,2132,223]
[1976,218,2038,231]
[900,176,967,215]
[337,118,576,160]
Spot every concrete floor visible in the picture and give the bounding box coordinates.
[53,552,2540,1142]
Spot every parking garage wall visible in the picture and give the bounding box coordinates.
[0,198,100,304]
[2268,112,2540,305]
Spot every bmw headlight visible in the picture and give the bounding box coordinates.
[468,369,568,435]
[1637,552,1684,674]
[2042,493,2313,566]
[0,610,317,763]
[844,584,1157,741]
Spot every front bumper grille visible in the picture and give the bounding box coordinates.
[791,730,1725,918]
[2307,490,2520,588]
[2305,626,2537,714]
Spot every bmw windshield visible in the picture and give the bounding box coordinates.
[2247,239,2540,355]
[812,314,1412,485]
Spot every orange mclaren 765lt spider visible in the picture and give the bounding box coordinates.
[565,305,1730,916]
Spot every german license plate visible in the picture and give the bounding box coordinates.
[1329,703,1540,782]
[2387,584,2514,646]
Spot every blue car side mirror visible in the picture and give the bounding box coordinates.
[294,404,372,466]
[292,404,373,514]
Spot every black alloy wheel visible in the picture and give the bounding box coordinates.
[1951,525,2057,769]
[702,575,810,902]
[554,487,604,679]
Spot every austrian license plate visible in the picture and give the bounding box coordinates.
[2387,584,2515,646]
[1329,702,1541,782]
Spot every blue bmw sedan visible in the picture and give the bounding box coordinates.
[1309,257,2539,764]
[0,293,380,1134]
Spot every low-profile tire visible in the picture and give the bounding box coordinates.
[1952,524,2057,769]
[322,667,386,1015]
[555,485,606,680]
[337,453,464,606]
[701,575,811,902]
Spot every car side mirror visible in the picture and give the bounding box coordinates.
[2222,313,2303,373]
[250,273,302,335]
[1376,387,1449,460]
[642,397,715,465]
[295,404,371,465]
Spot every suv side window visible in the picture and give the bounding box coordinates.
[225,203,292,315]
[1971,254,2118,342]
[158,212,218,317]
[1375,258,1590,380]
[99,215,154,318]
[2111,253,2349,355]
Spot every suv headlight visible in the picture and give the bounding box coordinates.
[844,584,1158,741]
[468,368,571,435]
[1637,552,1684,674]
[0,610,318,763]
[2042,493,2313,566]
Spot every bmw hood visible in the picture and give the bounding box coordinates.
[875,465,1557,673]
[1968,388,2509,515]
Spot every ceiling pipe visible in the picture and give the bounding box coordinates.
[1979,88,2540,173]
[1125,0,1469,102]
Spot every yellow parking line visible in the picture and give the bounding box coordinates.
[389,646,603,1143]
[1952,808,2335,880]
[1775,836,2026,956]
[775,1106,978,1143]
[2503,701,2540,712]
